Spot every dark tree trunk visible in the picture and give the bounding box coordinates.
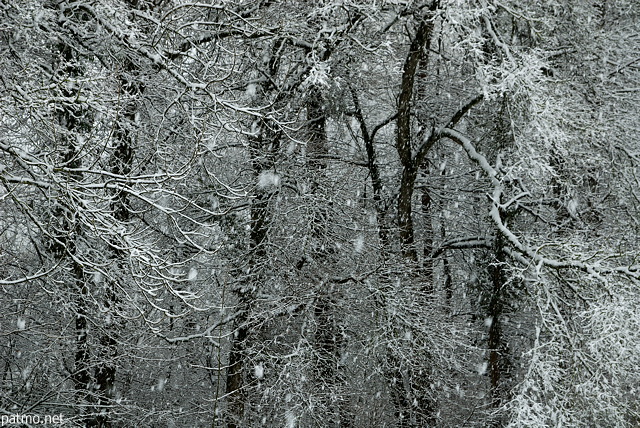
[421,189,435,292]
[396,6,437,262]
[350,87,390,249]
[487,210,509,416]
[225,318,249,428]
[391,4,440,426]
[224,118,276,428]
[52,22,95,425]
[93,58,142,428]
[398,166,419,262]
[307,85,352,428]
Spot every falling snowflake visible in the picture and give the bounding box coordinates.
[257,171,280,189]
[285,409,296,428]
[254,364,264,380]
[353,235,364,253]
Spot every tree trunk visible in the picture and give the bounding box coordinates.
[225,318,249,428]
[92,58,142,428]
[396,6,437,262]
[307,85,352,427]
[224,117,275,428]
[51,25,95,425]
[391,5,439,426]
[486,201,509,422]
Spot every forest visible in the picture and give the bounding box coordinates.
[1,0,639,427]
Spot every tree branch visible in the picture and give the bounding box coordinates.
[414,93,483,168]
[440,128,640,281]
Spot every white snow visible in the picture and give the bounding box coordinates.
[153,377,167,392]
[353,235,364,253]
[246,83,257,98]
[257,171,280,189]
[285,410,296,428]
[368,212,377,225]
[286,141,296,155]
[567,199,578,217]
[254,364,264,379]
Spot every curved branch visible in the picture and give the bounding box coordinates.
[440,128,640,281]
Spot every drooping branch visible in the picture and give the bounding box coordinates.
[414,93,484,169]
[440,128,640,281]
[431,236,492,259]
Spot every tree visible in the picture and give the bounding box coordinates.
[2,1,640,427]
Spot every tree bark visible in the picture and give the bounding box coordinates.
[92,58,142,428]
[350,87,390,249]
[52,23,94,425]
[307,85,352,428]
[224,115,276,428]
[396,5,437,261]
[391,5,440,426]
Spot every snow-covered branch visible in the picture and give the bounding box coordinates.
[440,128,640,281]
